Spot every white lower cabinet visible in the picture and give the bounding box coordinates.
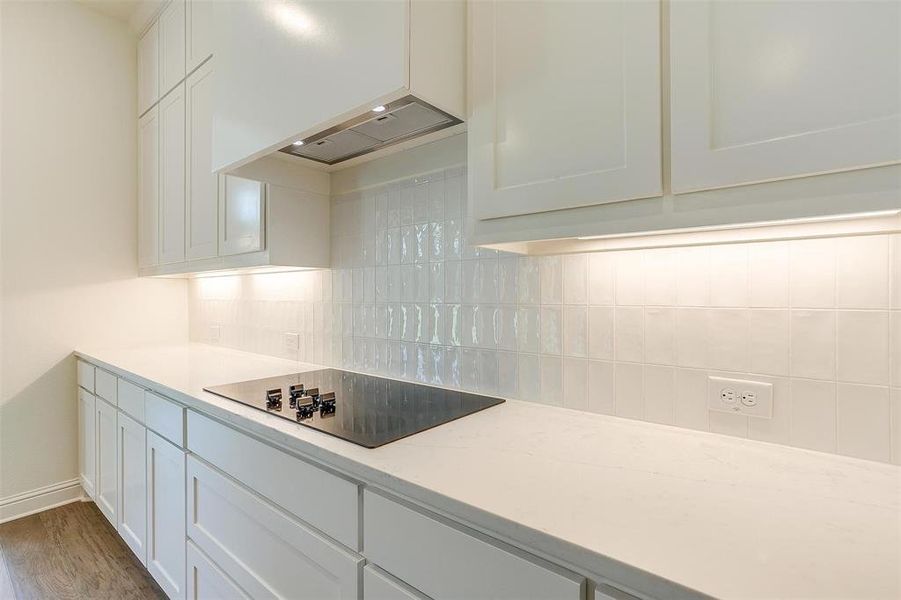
[186,541,249,600]
[95,397,118,526]
[77,388,96,499]
[363,565,428,600]
[147,430,187,599]
[117,412,147,564]
[75,363,645,600]
[364,490,584,600]
[186,455,361,600]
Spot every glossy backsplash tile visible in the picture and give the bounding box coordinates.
[191,166,901,465]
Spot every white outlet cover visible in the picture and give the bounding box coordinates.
[707,376,773,419]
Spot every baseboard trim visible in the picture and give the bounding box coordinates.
[0,478,83,524]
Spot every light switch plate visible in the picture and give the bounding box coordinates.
[707,376,773,419]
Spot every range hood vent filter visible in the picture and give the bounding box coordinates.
[280,96,461,166]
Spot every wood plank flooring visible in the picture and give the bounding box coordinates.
[0,501,165,600]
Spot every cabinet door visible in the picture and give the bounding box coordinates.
[160,83,186,265]
[186,0,214,73]
[138,20,159,115]
[186,541,250,600]
[147,431,186,600]
[139,107,160,268]
[670,0,901,193]
[468,0,661,220]
[218,176,264,256]
[117,413,147,564]
[186,456,361,600]
[95,398,118,527]
[159,0,187,97]
[363,565,428,600]
[78,389,96,499]
[185,60,218,260]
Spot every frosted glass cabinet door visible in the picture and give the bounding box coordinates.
[186,60,218,260]
[468,0,661,220]
[670,0,901,193]
[218,176,264,256]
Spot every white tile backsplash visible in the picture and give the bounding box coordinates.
[835,236,889,309]
[836,383,891,462]
[189,166,901,464]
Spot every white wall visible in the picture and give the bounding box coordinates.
[0,1,188,503]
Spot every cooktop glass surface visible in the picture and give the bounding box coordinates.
[203,369,505,448]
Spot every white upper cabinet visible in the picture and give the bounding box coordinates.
[211,0,464,172]
[186,0,215,73]
[138,107,160,268]
[186,60,218,260]
[159,83,186,265]
[670,0,901,193]
[468,0,661,220]
[159,0,186,98]
[218,175,264,256]
[138,20,159,116]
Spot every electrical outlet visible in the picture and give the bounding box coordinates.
[284,332,300,351]
[707,376,773,418]
[209,325,221,344]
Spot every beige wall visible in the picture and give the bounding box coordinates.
[0,1,188,500]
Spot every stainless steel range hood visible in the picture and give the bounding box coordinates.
[278,95,462,166]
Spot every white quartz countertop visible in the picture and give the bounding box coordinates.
[75,344,901,600]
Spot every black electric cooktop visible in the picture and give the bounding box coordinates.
[203,369,505,448]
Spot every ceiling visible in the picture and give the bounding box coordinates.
[78,0,143,23]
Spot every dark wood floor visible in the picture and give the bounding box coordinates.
[0,501,165,600]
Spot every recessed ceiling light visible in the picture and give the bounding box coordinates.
[372,105,387,113]
[292,140,305,146]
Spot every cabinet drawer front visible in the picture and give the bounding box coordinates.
[77,359,95,393]
[95,369,118,405]
[118,379,145,422]
[364,565,428,600]
[187,541,250,600]
[364,491,584,600]
[187,410,359,549]
[145,391,185,446]
[187,456,361,600]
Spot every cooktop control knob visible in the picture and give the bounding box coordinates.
[265,388,283,411]
[319,392,336,417]
[296,403,316,421]
[288,384,304,408]
[305,387,320,401]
